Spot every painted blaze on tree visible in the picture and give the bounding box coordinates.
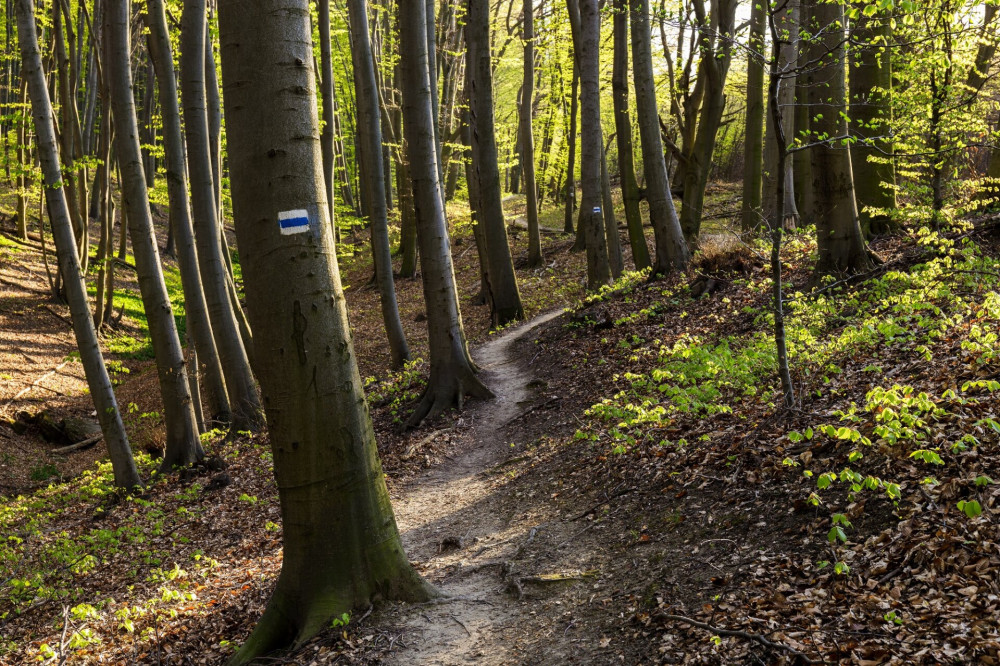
[216,1,433,663]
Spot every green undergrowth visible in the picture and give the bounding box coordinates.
[572,227,1000,565]
[0,434,266,662]
[364,358,428,425]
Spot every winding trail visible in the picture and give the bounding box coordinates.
[381,309,564,665]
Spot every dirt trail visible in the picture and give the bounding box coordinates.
[381,309,565,665]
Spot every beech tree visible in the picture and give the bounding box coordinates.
[216,0,433,661]
[521,0,543,267]
[631,0,689,274]
[345,0,410,369]
[466,0,525,326]
[16,0,141,490]
[741,0,765,231]
[106,0,204,469]
[400,0,492,425]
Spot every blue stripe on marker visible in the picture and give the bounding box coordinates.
[279,216,309,229]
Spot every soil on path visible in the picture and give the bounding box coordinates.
[379,309,580,666]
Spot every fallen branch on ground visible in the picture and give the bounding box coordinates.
[656,613,818,663]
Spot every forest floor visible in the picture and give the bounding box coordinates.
[3,187,1000,665]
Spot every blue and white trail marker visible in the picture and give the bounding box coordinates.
[278,209,310,235]
[592,206,602,214]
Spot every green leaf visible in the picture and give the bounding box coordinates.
[957,499,982,518]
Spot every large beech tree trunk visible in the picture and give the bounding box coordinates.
[16,0,142,491]
[849,8,897,236]
[521,0,543,267]
[181,0,261,431]
[630,0,689,274]
[217,2,433,663]
[466,0,524,326]
[145,0,231,426]
[612,0,651,270]
[106,0,203,470]
[400,0,492,426]
[578,0,612,290]
[346,0,410,369]
[804,0,871,276]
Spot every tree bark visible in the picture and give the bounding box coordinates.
[16,0,142,491]
[400,0,492,426]
[564,66,578,234]
[318,0,336,228]
[849,7,897,235]
[346,0,410,369]
[578,0,612,290]
[216,2,434,662]
[181,0,261,431]
[146,0,232,425]
[612,0,651,270]
[762,0,799,230]
[630,0,689,274]
[804,0,871,276]
[741,0,765,232]
[466,0,524,326]
[521,0,543,267]
[106,0,204,471]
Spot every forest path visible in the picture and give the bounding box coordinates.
[381,309,566,665]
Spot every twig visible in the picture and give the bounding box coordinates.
[52,433,103,454]
[450,615,472,636]
[569,486,632,521]
[500,396,558,427]
[657,613,818,663]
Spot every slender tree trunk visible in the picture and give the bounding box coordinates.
[106,0,204,471]
[612,0,651,269]
[146,0,232,425]
[521,0,543,267]
[395,48,418,279]
[741,0,765,232]
[578,0,612,290]
[181,0,262,431]
[16,0,142,491]
[849,7,897,236]
[400,0,492,426]
[346,0,410,369]
[631,0,689,274]
[466,0,524,326]
[564,66,578,234]
[762,0,799,230]
[318,0,336,228]
[600,142,623,277]
[216,2,434,661]
[793,66,813,223]
[804,0,871,276]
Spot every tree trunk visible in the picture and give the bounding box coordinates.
[849,8,897,236]
[216,2,434,662]
[600,142,624,278]
[16,0,142,491]
[804,0,871,276]
[346,0,410,369]
[630,0,689,274]
[466,0,524,326]
[678,0,737,244]
[793,68,813,223]
[578,0,612,290]
[564,66,578,234]
[612,0,651,270]
[318,0,336,228]
[762,0,799,230]
[181,0,261,431]
[400,0,492,426]
[521,0,543,268]
[106,0,204,471]
[146,0,232,425]
[741,0,765,232]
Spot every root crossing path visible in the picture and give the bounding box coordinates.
[380,309,568,665]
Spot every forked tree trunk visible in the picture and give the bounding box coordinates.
[181,0,261,431]
[16,0,142,491]
[521,0,543,267]
[611,0,650,270]
[217,2,434,662]
[106,0,204,471]
[146,0,231,425]
[346,0,410,369]
[630,0,689,274]
[466,0,524,326]
[741,0,765,232]
[400,0,492,426]
[578,0,612,290]
[804,0,871,276]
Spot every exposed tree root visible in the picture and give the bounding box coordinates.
[406,367,494,428]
